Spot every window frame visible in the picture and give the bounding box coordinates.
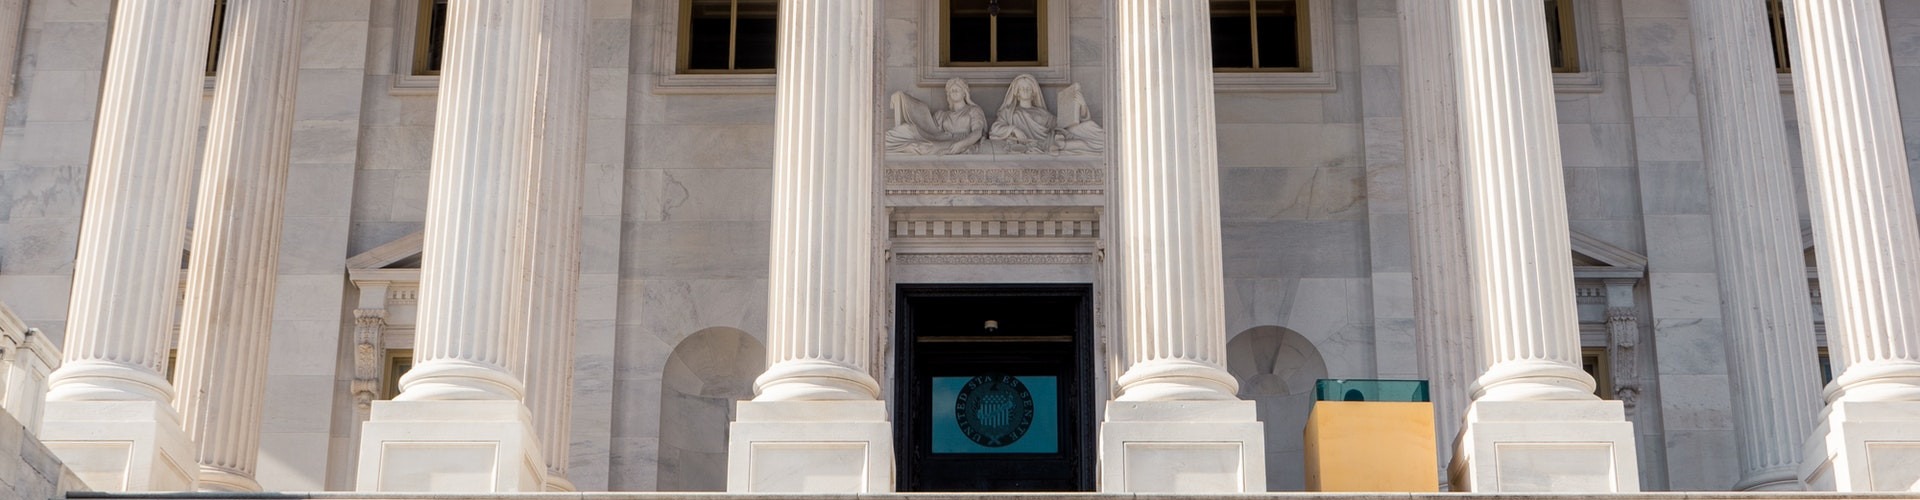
[1210,0,1334,93]
[916,0,1071,87]
[652,0,780,94]
[676,0,779,75]
[384,348,414,400]
[1209,0,1313,74]
[938,0,1049,68]
[390,0,447,94]
[1581,347,1613,400]
[1547,0,1602,93]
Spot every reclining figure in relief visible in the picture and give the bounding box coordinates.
[1051,82,1105,155]
[986,75,1105,156]
[886,77,987,155]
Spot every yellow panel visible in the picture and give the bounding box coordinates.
[1302,401,1439,492]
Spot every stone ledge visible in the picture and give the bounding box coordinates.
[62,492,1920,500]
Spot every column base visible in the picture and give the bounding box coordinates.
[1098,400,1266,493]
[1800,400,1920,491]
[354,400,546,492]
[196,466,262,492]
[544,475,575,492]
[726,400,892,493]
[39,400,196,492]
[1449,399,1638,492]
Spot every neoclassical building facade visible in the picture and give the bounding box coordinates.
[0,0,1918,494]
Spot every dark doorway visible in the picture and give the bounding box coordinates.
[894,284,1095,492]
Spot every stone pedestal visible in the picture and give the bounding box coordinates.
[38,401,196,492]
[1801,401,1920,491]
[354,401,544,492]
[1099,401,1265,493]
[727,401,891,493]
[1449,400,1638,492]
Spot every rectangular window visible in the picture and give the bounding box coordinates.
[1581,347,1612,399]
[1546,0,1579,73]
[413,0,449,76]
[680,0,779,73]
[1767,0,1791,73]
[385,349,415,400]
[942,0,1044,67]
[1210,0,1309,72]
[207,0,228,75]
[1818,347,1832,385]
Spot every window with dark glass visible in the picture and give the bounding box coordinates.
[1582,347,1612,399]
[414,0,450,75]
[1209,0,1309,72]
[385,349,414,399]
[207,0,228,75]
[942,0,1043,66]
[1546,0,1579,73]
[1767,0,1791,73]
[680,0,778,73]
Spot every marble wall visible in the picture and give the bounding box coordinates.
[6,0,1920,493]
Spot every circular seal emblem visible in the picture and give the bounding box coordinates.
[953,374,1035,448]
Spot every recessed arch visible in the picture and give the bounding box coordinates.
[1226,326,1327,492]
[657,327,764,491]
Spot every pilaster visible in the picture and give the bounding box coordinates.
[1782,0,1920,491]
[1445,0,1636,492]
[726,0,891,493]
[355,0,545,492]
[1099,0,1263,493]
[38,0,216,492]
[1685,0,1823,491]
[172,0,304,492]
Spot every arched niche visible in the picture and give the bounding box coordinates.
[1226,326,1327,492]
[656,327,765,491]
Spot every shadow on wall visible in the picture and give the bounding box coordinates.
[1225,326,1327,492]
[657,327,765,491]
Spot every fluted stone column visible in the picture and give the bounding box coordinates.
[1097,0,1264,493]
[1685,0,1824,491]
[1446,0,1636,492]
[1398,0,1479,488]
[356,0,546,492]
[725,0,891,493]
[1782,0,1920,492]
[521,0,587,492]
[38,0,215,492]
[171,0,303,492]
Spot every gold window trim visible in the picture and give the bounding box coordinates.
[1582,347,1612,400]
[1212,0,1314,73]
[207,0,228,76]
[677,0,778,75]
[411,0,445,76]
[938,0,1049,68]
[384,348,415,400]
[1548,0,1580,74]
[1767,0,1791,74]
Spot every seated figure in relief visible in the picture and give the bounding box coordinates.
[989,74,1057,154]
[1051,82,1106,155]
[886,77,986,155]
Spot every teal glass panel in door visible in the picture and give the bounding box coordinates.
[931,375,1058,453]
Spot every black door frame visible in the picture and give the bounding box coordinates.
[892,283,1097,492]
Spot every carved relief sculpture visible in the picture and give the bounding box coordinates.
[989,74,1056,153]
[1051,83,1105,155]
[889,75,1106,156]
[887,77,987,155]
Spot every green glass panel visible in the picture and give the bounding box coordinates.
[1313,379,1430,402]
